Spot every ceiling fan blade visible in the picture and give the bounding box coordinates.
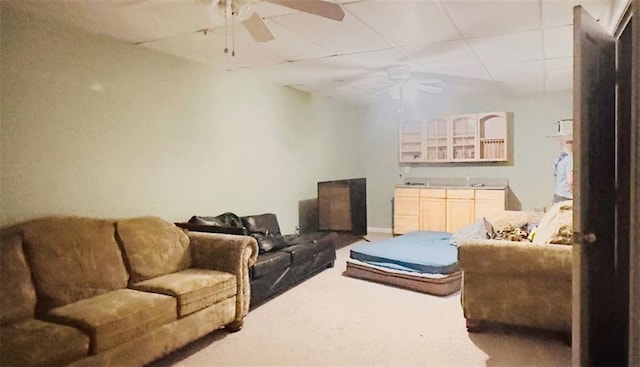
[265,0,345,21]
[243,11,275,43]
[416,84,444,94]
[414,78,444,85]
[363,87,393,101]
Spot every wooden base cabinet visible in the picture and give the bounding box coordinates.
[445,189,475,233]
[419,189,446,231]
[393,188,506,235]
[393,188,420,234]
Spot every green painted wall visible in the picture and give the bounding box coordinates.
[0,7,364,232]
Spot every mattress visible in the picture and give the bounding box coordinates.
[344,259,461,296]
[349,231,457,275]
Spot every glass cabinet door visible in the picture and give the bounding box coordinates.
[451,114,478,160]
[399,120,424,162]
[424,118,449,161]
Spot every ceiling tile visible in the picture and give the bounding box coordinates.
[293,78,390,100]
[543,25,573,58]
[141,26,285,69]
[403,40,484,70]
[545,57,573,79]
[235,55,367,86]
[541,0,612,28]
[344,1,460,46]
[468,30,544,65]
[421,65,492,80]
[486,61,544,82]
[251,1,299,18]
[262,19,334,60]
[499,80,545,96]
[341,48,420,71]
[441,0,541,38]
[546,74,573,91]
[270,9,392,54]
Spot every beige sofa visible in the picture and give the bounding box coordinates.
[457,201,573,334]
[0,216,258,367]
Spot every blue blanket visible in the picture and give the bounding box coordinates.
[350,231,458,275]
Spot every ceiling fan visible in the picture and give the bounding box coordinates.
[203,0,345,44]
[356,65,446,102]
[384,65,445,100]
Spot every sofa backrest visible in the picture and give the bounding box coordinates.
[486,210,544,230]
[241,213,281,236]
[21,216,129,314]
[116,216,191,284]
[0,230,37,325]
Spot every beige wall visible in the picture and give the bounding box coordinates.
[0,7,364,232]
[360,90,573,229]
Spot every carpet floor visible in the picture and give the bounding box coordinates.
[150,233,571,366]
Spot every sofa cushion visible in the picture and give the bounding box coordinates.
[0,318,89,367]
[47,288,176,355]
[252,233,289,254]
[116,217,191,283]
[22,216,129,313]
[282,239,334,267]
[132,268,236,317]
[241,213,282,236]
[252,251,291,279]
[1,231,37,325]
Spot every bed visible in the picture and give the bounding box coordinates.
[343,231,462,296]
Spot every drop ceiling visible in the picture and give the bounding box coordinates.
[5,0,619,103]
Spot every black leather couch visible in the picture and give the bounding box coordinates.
[177,213,337,308]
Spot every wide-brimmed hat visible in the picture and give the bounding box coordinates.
[547,119,573,137]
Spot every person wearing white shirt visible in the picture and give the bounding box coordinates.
[553,134,574,204]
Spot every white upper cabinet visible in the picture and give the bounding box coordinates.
[399,112,510,163]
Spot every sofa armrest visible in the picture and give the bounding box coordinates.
[458,240,572,278]
[188,232,258,320]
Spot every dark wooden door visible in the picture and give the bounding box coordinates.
[572,5,617,366]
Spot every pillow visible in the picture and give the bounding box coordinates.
[491,224,531,242]
[242,214,282,236]
[533,204,573,244]
[188,212,243,228]
[535,200,573,234]
[117,217,191,283]
[548,224,573,245]
[450,218,493,247]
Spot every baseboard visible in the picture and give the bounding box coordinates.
[367,227,392,234]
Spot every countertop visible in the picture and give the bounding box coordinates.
[397,177,509,190]
[396,184,508,190]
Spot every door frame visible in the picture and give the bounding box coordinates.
[628,0,640,364]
